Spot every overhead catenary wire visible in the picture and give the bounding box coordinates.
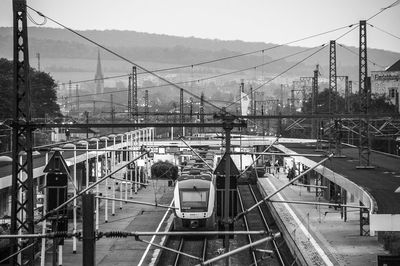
[29,1,399,92]
[366,0,400,21]
[337,43,385,68]
[32,0,399,89]
[31,23,356,89]
[26,5,228,116]
[63,46,320,100]
[224,43,328,110]
[225,18,380,111]
[367,23,400,41]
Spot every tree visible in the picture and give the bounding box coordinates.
[0,58,61,120]
[302,88,345,114]
[302,88,396,114]
[151,160,178,180]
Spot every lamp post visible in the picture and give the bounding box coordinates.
[63,143,77,254]
[90,137,100,230]
[99,136,109,222]
[124,132,130,200]
[108,134,116,216]
[128,132,134,198]
[133,131,138,194]
[77,140,89,190]
[117,134,124,209]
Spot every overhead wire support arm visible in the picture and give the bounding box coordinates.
[234,153,334,221]
[29,121,247,129]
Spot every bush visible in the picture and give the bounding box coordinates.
[151,161,178,180]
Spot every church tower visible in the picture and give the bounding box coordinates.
[95,51,104,95]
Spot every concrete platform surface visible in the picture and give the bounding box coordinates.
[259,172,388,266]
[35,179,174,266]
[282,143,400,214]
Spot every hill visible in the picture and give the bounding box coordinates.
[0,26,399,82]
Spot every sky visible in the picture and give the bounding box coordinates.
[0,0,399,53]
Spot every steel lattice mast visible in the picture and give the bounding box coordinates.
[357,20,373,168]
[329,40,337,114]
[128,75,132,120]
[144,90,149,122]
[11,0,35,265]
[311,65,319,139]
[132,66,138,123]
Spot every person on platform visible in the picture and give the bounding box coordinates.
[287,167,295,182]
[265,160,271,174]
[274,159,279,174]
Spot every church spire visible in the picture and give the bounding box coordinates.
[95,50,104,95]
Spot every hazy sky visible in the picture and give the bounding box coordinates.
[1,0,399,53]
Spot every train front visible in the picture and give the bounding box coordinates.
[173,174,216,230]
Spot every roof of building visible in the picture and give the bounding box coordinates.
[386,59,400,72]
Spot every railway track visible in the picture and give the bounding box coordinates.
[157,235,208,266]
[237,184,296,266]
[158,183,296,266]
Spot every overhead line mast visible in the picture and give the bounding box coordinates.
[11,0,35,265]
[357,20,374,169]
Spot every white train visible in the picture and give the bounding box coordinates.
[173,151,217,230]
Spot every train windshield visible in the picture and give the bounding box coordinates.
[180,190,209,211]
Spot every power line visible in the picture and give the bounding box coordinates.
[27,1,400,94]
[32,23,357,89]
[368,23,400,41]
[337,43,385,68]
[26,5,227,116]
[224,44,328,110]
[226,23,362,111]
[65,46,319,100]
[334,24,358,41]
[366,0,400,21]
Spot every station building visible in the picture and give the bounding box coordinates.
[371,59,400,112]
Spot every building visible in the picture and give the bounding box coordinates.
[371,59,400,112]
[95,51,104,96]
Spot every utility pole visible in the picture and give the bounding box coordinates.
[329,40,337,114]
[329,40,337,153]
[250,86,254,116]
[223,116,233,261]
[144,90,149,122]
[11,1,35,265]
[357,20,373,169]
[128,75,132,120]
[345,79,352,113]
[111,94,114,133]
[132,67,138,123]
[85,111,89,138]
[82,193,95,266]
[180,88,184,135]
[311,65,319,139]
[290,89,295,114]
[189,97,193,136]
[199,92,205,133]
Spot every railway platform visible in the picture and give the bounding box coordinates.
[259,172,388,266]
[35,179,174,266]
